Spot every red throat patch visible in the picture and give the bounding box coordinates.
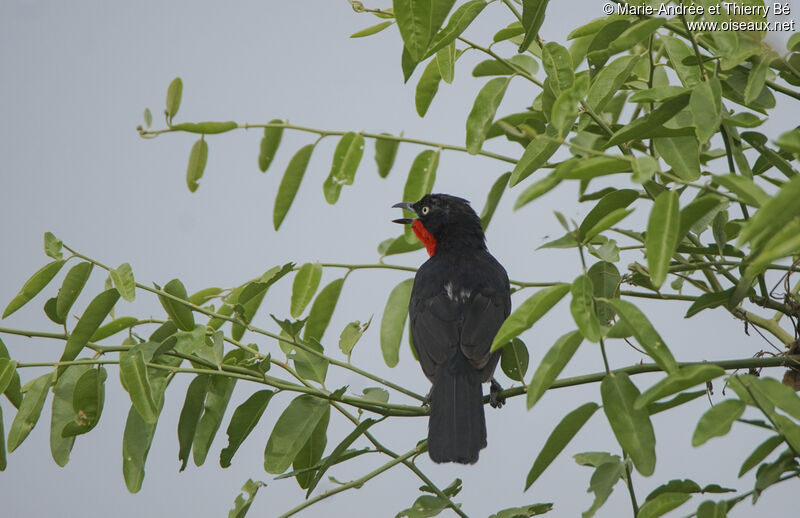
[412,220,437,257]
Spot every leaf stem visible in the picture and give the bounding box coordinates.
[278,444,421,518]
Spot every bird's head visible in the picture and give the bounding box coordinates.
[393,193,486,256]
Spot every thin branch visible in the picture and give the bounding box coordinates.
[140,121,519,165]
[278,444,421,517]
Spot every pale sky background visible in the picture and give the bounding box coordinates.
[1,1,799,517]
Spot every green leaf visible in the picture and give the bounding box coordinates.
[578,189,638,242]
[110,263,135,302]
[122,400,159,493]
[654,136,701,181]
[220,390,275,468]
[3,259,66,318]
[492,284,570,352]
[607,94,689,147]
[570,275,602,342]
[193,374,236,466]
[425,0,487,58]
[480,172,510,231]
[291,339,329,384]
[745,57,770,106]
[50,364,91,466]
[635,364,726,410]
[375,134,400,178]
[500,338,529,382]
[323,132,365,204]
[472,55,539,77]
[638,492,691,518]
[177,374,210,471]
[171,121,238,134]
[587,261,619,323]
[44,232,63,260]
[583,460,626,517]
[632,155,659,184]
[55,261,93,321]
[228,479,264,518]
[158,279,194,331]
[350,20,394,38]
[489,503,553,518]
[685,289,734,318]
[258,120,284,172]
[586,55,639,113]
[604,299,678,373]
[143,107,152,128]
[509,125,560,186]
[274,144,315,230]
[601,373,656,476]
[381,279,414,367]
[713,174,769,207]
[646,190,680,288]
[692,399,745,447]
[527,331,583,408]
[541,42,574,94]
[775,128,800,155]
[466,77,511,154]
[402,150,439,243]
[746,376,800,421]
[661,36,701,87]
[551,73,589,137]
[415,54,443,117]
[393,0,456,61]
[648,390,707,415]
[519,0,551,53]
[739,435,783,477]
[89,316,138,342]
[630,86,690,103]
[186,138,208,193]
[562,157,630,182]
[690,76,723,143]
[305,418,378,496]
[165,77,183,122]
[696,500,728,518]
[436,41,455,84]
[264,394,330,474]
[119,350,157,423]
[605,17,664,56]
[525,402,599,489]
[60,288,120,366]
[0,341,20,409]
[293,404,330,488]
[678,195,724,239]
[62,366,106,436]
[338,317,371,357]
[738,175,800,249]
[514,168,563,209]
[290,262,323,318]
[7,373,52,452]
[0,359,17,399]
[304,278,345,341]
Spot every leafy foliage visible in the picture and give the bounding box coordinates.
[4,2,800,517]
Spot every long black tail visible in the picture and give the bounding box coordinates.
[428,355,486,464]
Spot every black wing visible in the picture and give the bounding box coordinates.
[409,252,510,382]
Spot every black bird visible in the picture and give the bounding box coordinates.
[393,193,510,464]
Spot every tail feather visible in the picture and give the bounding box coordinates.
[428,356,486,464]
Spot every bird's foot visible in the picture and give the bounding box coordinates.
[489,378,505,408]
[421,388,432,409]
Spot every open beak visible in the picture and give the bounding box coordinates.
[392,202,416,224]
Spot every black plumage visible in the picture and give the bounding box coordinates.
[393,194,510,464]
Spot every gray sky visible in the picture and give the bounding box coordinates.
[1,1,798,516]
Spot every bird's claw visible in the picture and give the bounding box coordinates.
[489,378,505,408]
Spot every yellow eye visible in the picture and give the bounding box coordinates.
[421,206,430,215]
